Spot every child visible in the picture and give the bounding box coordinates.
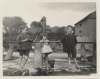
[61,25,80,70]
[16,25,33,70]
[40,33,53,68]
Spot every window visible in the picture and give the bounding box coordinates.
[76,35,78,37]
[79,30,82,33]
[80,24,82,30]
[79,30,82,37]
[80,24,82,26]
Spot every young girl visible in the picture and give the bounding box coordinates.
[16,25,33,70]
[61,25,80,70]
[40,33,53,68]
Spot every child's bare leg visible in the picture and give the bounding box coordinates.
[68,53,72,70]
[73,58,80,69]
[43,58,46,67]
[43,54,46,67]
[45,53,50,74]
[45,54,49,67]
[68,53,71,66]
[71,47,80,69]
[21,56,28,69]
[19,56,23,69]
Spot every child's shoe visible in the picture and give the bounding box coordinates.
[67,65,72,70]
[76,66,81,71]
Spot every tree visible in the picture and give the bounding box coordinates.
[28,21,42,34]
[50,26,59,33]
[3,16,26,34]
[57,26,66,36]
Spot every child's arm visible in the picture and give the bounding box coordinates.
[17,35,22,44]
[46,40,50,44]
[74,36,77,49]
[28,38,33,42]
[61,36,66,43]
[61,37,63,43]
[22,38,29,42]
[17,35,28,43]
[40,40,44,47]
[74,36,77,45]
[27,34,33,42]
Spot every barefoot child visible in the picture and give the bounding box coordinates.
[40,33,53,68]
[61,25,80,70]
[16,25,33,70]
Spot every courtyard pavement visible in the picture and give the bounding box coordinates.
[3,52,92,71]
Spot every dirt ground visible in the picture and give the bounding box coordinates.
[3,52,96,76]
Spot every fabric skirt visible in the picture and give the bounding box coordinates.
[42,45,53,54]
[17,42,32,51]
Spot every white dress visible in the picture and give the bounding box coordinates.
[40,39,53,54]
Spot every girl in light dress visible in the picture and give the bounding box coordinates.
[40,33,53,68]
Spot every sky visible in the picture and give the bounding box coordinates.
[1,0,96,27]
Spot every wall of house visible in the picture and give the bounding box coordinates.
[88,19,96,42]
[75,19,89,37]
[75,19,90,50]
[88,19,96,50]
[75,24,80,36]
[75,19,96,51]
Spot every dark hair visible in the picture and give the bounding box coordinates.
[39,33,48,39]
[18,25,28,33]
[66,25,74,30]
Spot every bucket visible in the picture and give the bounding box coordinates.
[48,60,55,68]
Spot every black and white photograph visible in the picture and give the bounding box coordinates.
[1,0,99,77]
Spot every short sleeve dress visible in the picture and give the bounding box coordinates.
[16,33,32,51]
[40,39,53,54]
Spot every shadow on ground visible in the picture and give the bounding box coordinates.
[3,55,19,61]
[3,67,96,76]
